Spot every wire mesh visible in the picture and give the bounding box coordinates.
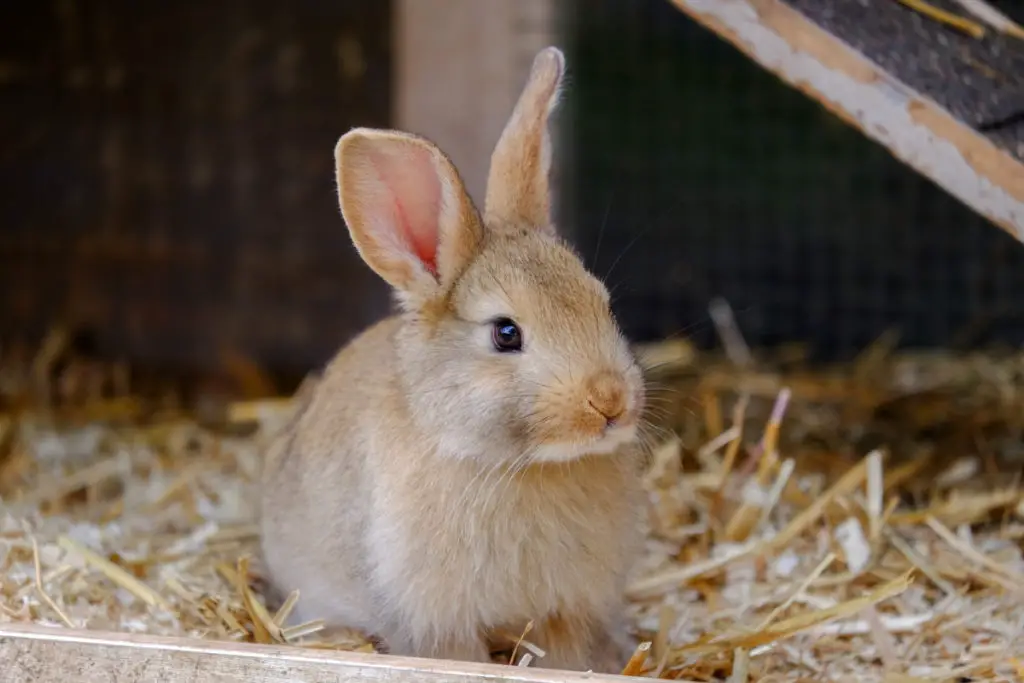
[0,0,392,373]
[558,0,1024,360]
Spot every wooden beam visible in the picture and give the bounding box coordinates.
[665,0,1024,242]
[0,622,631,683]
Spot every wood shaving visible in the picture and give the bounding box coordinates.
[2,340,1023,679]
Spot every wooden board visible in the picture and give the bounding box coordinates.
[0,622,631,683]
[786,0,1024,160]
[665,0,1024,241]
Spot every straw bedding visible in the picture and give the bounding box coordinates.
[1,330,1022,680]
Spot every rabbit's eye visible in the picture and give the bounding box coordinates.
[491,318,523,352]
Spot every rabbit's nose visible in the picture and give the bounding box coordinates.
[586,370,627,426]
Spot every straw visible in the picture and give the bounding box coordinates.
[2,339,1022,679]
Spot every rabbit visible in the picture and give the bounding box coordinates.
[259,46,647,674]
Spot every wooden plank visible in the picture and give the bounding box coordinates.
[785,0,1024,161]
[0,622,631,683]
[665,0,1024,242]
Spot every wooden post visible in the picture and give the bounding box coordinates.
[394,0,557,208]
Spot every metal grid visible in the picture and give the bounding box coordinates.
[0,0,392,373]
[558,0,1024,359]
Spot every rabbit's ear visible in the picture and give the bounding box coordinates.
[484,47,565,234]
[335,128,484,300]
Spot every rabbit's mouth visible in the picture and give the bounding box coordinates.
[528,422,639,463]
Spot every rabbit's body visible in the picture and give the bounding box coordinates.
[260,47,645,672]
[263,319,641,659]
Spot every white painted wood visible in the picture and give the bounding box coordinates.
[667,0,1024,241]
[394,0,558,208]
[0,622,633,683]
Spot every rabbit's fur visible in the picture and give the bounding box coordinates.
[260,47,646,673]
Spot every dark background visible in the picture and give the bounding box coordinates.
[560,0,1024,361]
[0,0,393,378]
[2,0,1023,381]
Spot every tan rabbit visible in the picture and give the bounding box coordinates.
[259,46,646,673]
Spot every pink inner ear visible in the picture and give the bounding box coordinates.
[373,144,442,279]
[393,192,439,277]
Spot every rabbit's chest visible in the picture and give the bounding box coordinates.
[373,462,641,626]
[474,498,629,613]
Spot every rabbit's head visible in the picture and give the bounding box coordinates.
[334,47,644,466]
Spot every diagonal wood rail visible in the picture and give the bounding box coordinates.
[665,0,1024,241]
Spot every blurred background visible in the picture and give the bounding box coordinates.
[2,0,1024,394]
